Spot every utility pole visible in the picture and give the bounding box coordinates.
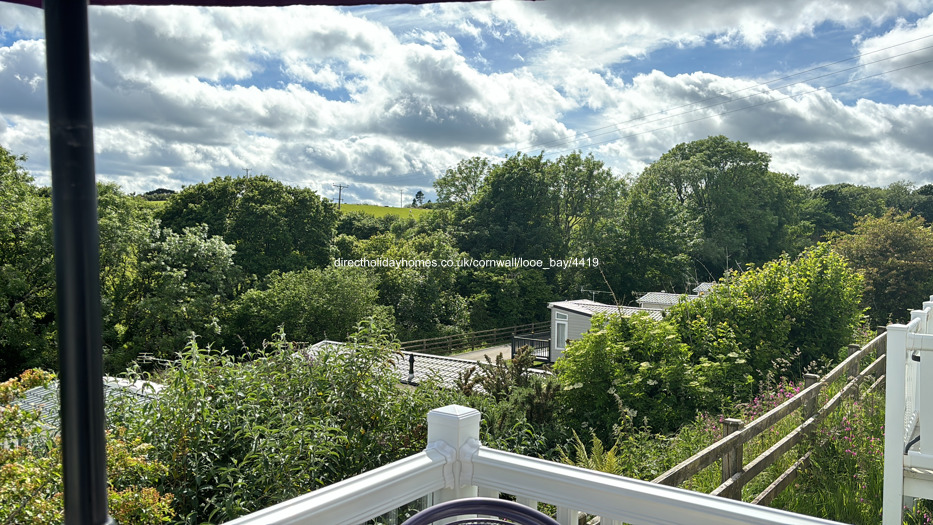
[243,168,251,177]
[400,189,404,208]
[332,183,348,211]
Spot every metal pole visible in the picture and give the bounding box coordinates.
[44,1,114,523]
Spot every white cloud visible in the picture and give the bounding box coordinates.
[857,13,933,95]
[2,1,933,201]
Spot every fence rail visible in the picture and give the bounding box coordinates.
[653,332,888,504]
[400,322,548,355]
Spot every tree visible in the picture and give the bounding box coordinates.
[590,171,697,299]
[545,152,624,295]
[0,147,56,379]
[806,183,886,238]
[357,231,469,339]
[433,156,491,207]
[554,312,705,437]
[667,244,864,377]
[115,224,245,364]
[832,211,933,326]
[224,266,389,352]
[464,153,559,262]
[158,175,337,277]
[645,136,805,276]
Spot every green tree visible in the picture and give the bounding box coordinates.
[158,175,337,277]
[357,231,468,340]
[464,153,558,262]
[463,267,554,330]
[554,312,704,438]
[591,171,697,299]
[806,183,886,238]
[832,210,933,326]
[113,323,429,523]
[116,224,245,364]
[645,136,805,276]
[668,243,864,378]
[224,266,389,351]
[98,183,158,363]
[547,151,622,259]
[433,156,491,207]
[0,147,56,379]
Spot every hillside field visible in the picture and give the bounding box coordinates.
[340,203,431,219]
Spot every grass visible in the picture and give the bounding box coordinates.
[340,203,431,219]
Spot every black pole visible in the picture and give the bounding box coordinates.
[44,1,114,523]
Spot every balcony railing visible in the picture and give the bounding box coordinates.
[883,296,933,525]
[227,405,844,525]
[512,331,551,362]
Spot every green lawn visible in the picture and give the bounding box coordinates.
[340,203,431,219]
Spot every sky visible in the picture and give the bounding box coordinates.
[1,0,933,206]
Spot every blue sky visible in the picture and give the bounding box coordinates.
[1,0,932,204]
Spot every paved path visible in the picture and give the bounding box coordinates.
[450,344,512,363]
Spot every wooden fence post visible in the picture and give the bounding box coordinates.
[803,374,820,422]
[847,344,860,379]
[722,418,744,499]
[848,344,861,401]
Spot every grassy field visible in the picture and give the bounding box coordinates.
[134,198,431,220]
[340,203,431,219]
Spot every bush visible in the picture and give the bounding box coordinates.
[113,321,430,523]
[669,243,864,380]
[554,313,705,438]
[0,370,174,524]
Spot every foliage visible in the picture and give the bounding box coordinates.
[644,136,806,277]
[463,268,554,331]
[592,170,697,299]
[0,370,174,524]
[554,312,705,437]
[336,210,399,240]
[832,210,933,326]
[668,243,864,380]
[113,322,431,523]
[224,266,389,352]
[158,175,337,277]
[774,390,886,523]
[464,152,558,262]
[433,156,491,207]
[0,147,56,379]
[114,223,245,367]
[356,231,469,339]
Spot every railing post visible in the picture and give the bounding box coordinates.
[721,418,744,500]
[883,323,909,525]
[427,405,480,505]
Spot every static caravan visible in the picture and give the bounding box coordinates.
[547,299,664,361]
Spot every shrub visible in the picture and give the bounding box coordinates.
[113,321,429,523]
[0,370,173,524]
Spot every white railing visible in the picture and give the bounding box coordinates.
[884,295,933,525]
[228,405,844,525]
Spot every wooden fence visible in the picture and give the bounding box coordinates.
[399,321,549,356]
[652,332,888,504]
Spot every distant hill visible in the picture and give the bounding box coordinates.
[340,203,431,219]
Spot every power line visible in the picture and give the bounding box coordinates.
[520,32,933,154]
